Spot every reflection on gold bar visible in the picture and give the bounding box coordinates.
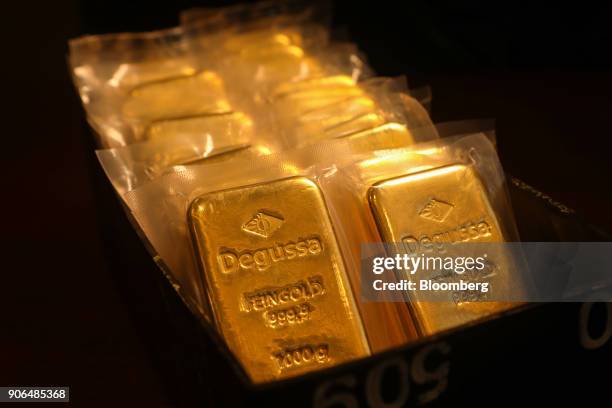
[368,164,517,335]
[189,177,370,383]
[122,71,231,123]
[145,112,253,142]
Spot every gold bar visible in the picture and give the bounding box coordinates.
[368,164,518,335]
[189,177,370,383]
[122,71,231,123]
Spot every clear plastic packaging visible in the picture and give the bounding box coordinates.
[68,27,213,147]
[69,19,368,149]
[352,133,517,238]
[97,111,257,195]
[198,40,371,111]
[120,71,231,134]
[272,76,437,149]
[272,75,406,122]
[343,132,524,336]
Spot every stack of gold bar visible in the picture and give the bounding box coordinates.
[69,0,523,384]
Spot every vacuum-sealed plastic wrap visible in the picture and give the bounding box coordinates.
[271,76,407,125]
[97,112,257,195]
[272,76,437,150]
[351,133,525,335]
[120,71,231,134]
[68,27,218,147]
[196,40,370,111]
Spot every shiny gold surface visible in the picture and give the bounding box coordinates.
[122,71,231,123]
[189,177,370,383]
[368,164,518,336]
[145,112,253,142]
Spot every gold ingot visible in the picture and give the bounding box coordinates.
[189,177,370,383]
[145,112,253,142]
[122,71,231,123]
[368,164,519,336]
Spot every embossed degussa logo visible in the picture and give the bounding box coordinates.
[402,218,493,254]
[218,238,323,273]
[242,211,284,238]
[419,198,454,222]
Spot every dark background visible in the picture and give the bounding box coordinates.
[2,0,611,406]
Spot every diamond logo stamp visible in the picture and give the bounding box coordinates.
[419,198,454,222]
[242,211,285,238]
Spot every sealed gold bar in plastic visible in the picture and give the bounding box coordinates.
[284,89,437,150]
[189,177,370,382]
[368,163,519,335]
[122,71,231,125]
